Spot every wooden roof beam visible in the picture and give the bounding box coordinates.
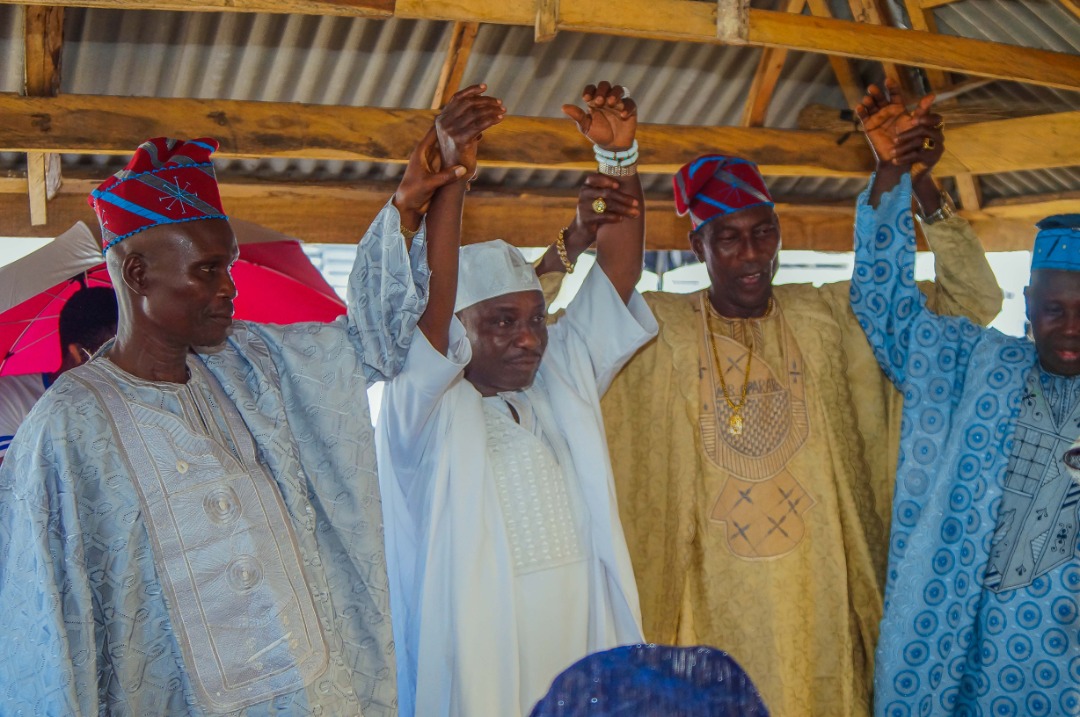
[741,0,803,128]
[1,175,1071,252]
[0,0,1077,91]
[1,93,1078,177]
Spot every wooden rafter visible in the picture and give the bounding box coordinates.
[919,0,964,8]
[1058,0,1080,20]
[742,0,802,128]
[431,21,480,109]
[23,5,64,227]
[2,94,1078,178]
[803,0,864,110]
[901,0,948,90]
[845,0,910,91]
[0,176,1072,252]
[0,0,1077,91]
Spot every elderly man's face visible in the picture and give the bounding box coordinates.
[458,290,548,397]
[1026,269,1080,377]
[690,205,781,318]
[137,219,239,349]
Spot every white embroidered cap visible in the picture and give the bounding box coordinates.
[454,239,543,312]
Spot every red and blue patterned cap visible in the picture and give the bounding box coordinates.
[673,155,774,231]
[89,137,227,254]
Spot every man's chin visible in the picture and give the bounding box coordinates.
[192,323,234,353]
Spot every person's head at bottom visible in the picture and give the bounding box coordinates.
[55,286,118,375]
[455,239,547,397]
[529,644,770,716]
[1025,214,1080,378]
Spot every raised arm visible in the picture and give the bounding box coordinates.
[417,84,506,355]
[557,81,644,303]
[850,82,984,389]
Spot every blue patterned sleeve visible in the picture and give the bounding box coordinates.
[850,174,982,392]
[344,200,431,383]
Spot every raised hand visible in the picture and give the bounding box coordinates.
[394,127,468,231]
[562,173,641,255]
[435,83,506,179]
[855,79,934,169]
[562,81,637,151]
[393,84,505,231]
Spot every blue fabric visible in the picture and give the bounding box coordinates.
[1031,214,1080,272]
[0,201,428,716]
[529,645,769,717]
[850,176,1080,717]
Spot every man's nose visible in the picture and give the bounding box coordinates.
[220,268,238,299]
[515,325,542,350]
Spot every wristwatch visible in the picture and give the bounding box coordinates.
[916,189,956,225]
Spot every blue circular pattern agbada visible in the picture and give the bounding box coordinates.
[850,176,1080,717]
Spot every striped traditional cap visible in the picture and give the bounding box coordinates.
[673,155,773,231]
[1031,214,1080,272]
[89,137,227,254]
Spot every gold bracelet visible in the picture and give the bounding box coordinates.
[556,227,575,274]
[400,223,419,241]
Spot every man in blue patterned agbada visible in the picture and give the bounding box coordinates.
[0,110,481,714]
[851,82,1080,717]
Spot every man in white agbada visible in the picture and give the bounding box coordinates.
[377,81,656,717]
[0,116,481,714]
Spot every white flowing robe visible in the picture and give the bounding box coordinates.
[0,202,427,716]
[377,266,657,717]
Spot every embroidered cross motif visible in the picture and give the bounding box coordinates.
[159,178,201,215]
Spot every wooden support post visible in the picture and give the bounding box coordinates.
[717,0,749,45]
[432,21,480,109]
[955,173,983,212]
[23,5,64,227]
[535,0,558,43]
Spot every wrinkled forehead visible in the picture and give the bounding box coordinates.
[137,217,238,259]
[697,204,779,236]
[1029,268,1080,297]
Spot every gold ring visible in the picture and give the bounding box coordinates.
[922,137,936,151]
[933,120,945,130]
[592,197,607,214]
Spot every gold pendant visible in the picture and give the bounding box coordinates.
[728,413,744,436]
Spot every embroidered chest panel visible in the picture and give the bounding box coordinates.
[484,403,585,576]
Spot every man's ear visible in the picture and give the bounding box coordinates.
[65,342,84,367]
[121,252,150,295]
[1024,284,1033,324]
[689,230,705,263]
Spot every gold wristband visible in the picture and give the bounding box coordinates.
[400,223,419,241]
[597,162,638,177]
[556,227,575,274]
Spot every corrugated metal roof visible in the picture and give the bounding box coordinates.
[0,3,1075,205]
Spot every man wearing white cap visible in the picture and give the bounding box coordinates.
[376,81,656,717]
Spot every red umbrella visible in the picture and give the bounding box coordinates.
[0,220,346,376]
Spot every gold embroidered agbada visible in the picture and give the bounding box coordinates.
[591,218,1002,717]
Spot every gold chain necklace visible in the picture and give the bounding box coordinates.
[707,299,772,436]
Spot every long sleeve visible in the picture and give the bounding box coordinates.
[235,199,431,386]
[849,174,985,394]
[921,213,1003,325]
[545,264,658,397]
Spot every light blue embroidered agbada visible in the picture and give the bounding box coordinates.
[0,202,428,716]
[850,175,1080,717]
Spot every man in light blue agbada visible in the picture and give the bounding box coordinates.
[0,126,468,715]
[851,84,1080,716]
